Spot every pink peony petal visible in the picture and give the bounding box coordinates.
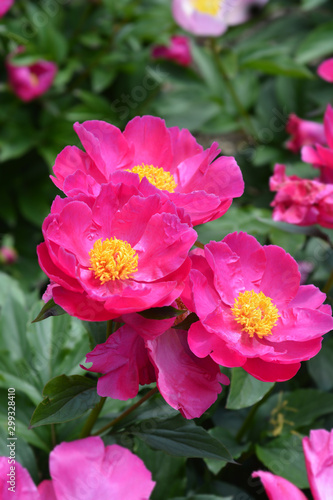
[303,429,333,500]
[84,325,155,399]
[147,329,227,419]
[38,480,57,500]
[49,437,155,500]
[0,456,39,499]
[243,358,301,382]
[252,470,307,500]
[318,58,333,83]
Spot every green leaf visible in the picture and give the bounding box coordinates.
[172,496,233,500]
[256,433,309,489]
[227,368,274,410]
[205,427,250,475]
[242,58,313,78]
[32,299,66,323]
[307,336,333,391]
[296,21,333,64]
[30,375,100,428]
[301,0,328,10]
[138,306,185,320]
[132,415,234,461]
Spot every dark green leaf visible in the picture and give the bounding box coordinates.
[132,415,234,461]
[227,368,274,410]
[139,306,185,320]
[296,21,333,64]
[307,336,333,391]
[30,375,100,427]
[32,299,66,323]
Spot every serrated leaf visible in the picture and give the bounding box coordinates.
[32,299,66,323]
[227,368,274,410]
[30,375,100,428]
[132,415,234,461]
[139,306,185,320]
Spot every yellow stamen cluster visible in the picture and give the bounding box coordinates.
[89,237,138,284]
[191,0,221,16]
[128,164,177,193]
[231,290,280,339]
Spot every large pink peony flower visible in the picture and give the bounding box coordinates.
[302,105,333,184]
[6,49,57,102]
[151,35,192,66]
[253,428,333,500]
[286,114,326,153]
[171,0,269,36]
[51,115,244,226]
[0,437,155,499]
[183,232,333,382]
[37,173,197,321]
[0,0,14,17]
[269,164,333,228]
[318,58,333,83]
[83,319,229,419]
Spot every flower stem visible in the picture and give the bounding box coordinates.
[194,240,205,249]
[210,39,257,140]
[79,396,107,438]
[236,385,274,443]
[93,387,158,436]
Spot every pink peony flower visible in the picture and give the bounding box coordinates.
[318,58,333,83]
[269,164,333,228]
[253,428,333,500]
[151,35,192,66]
[51,116,244,226]
[302,105,333,184]
[6,49,57,102]
[83,320,229,419]
[183,232,333,382]
[0,0,14,17]
[0,437,155,499]
[37,174,197,321]
[286,114,326,153]
[171,0,269,36]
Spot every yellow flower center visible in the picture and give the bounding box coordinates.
[128,164,177,193]
[89,237,138,284]
[191,0,221,16]
[231,290,280,339]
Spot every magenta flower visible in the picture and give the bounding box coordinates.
[6,50,57,102]
[318,58,333,83]
[183,232,333,382]
[151,35,192,66]
[253,428,333,500]
[83,321,229,419]
[51,116,244,226]
[286,114,326,153]
[0,245,17,264]
[171,0,269,36]
[302,105,333,184]
[0,0,14,17]
[270,164,333,228]
[0,437,155,499]
[38,175,197,321]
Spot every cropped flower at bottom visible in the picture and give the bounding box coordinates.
[0,437,155,499]
[253,428,333,500]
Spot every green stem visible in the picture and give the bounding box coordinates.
[323,269,333,294]
[236,385,274,443]
[194,240,205,249]
[79,397,107,438]
[210,39,257,140]
[93,387,158,436]
[106,319,114,339]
